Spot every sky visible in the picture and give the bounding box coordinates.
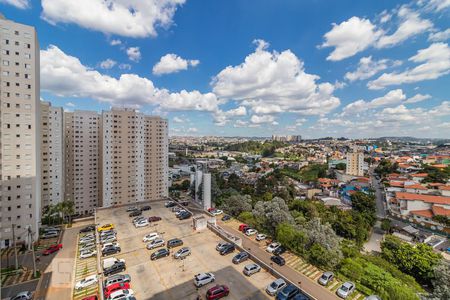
[1,0,449,138]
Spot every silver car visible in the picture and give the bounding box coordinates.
[174,247,191,259]
[266,278,286,296]
[337,281,355,299]
[318,271,334,286]
[243,263,261,276]
[146,238,165,250]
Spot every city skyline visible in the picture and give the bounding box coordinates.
[0,0,449,138]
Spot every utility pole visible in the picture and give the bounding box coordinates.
[12,224,18,270]
[28,226,37,278]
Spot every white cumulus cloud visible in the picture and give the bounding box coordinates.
[41,0,185,38]
[345,56,401,82]
[152,53,200,75]
[126,47,141,62]
[0,0,29,9]
[428,28,450,42]
[99,59,117,69]
[250,115,275,124]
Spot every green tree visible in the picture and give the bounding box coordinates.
[381,218,392,233]
[253,197,294,235]
[335,163,346,170]
[426,262,450,300]
[219,194,252,217]
[237,211,256,227]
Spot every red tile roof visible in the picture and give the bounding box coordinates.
[395,192,450,205]
[439,185,450,191]
[404,184,428,190]
[432,205,450,217]
[411,209,433,218]
[412,173,428,178]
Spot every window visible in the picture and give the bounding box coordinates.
[2,71,9,76]
[3,60,9,66]
[2,49,9,55]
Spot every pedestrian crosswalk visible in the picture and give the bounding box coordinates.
[73,233,99,300]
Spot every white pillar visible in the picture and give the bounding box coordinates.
[202,173,211,210]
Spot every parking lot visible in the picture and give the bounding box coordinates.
[73,231,99,300]
[96,201,276,300]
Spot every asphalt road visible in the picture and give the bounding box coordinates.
[370,172,387,219]
[219,221,341,300]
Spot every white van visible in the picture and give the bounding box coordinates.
[102,257,126,270]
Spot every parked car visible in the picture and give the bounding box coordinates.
[100,235,117,244]
[220,244,235,255]
[108,289,134,300]
[101,242,120,251]
[271,255,285,266]
[215,242,229,252]
[10,291,33,300]
[245,228,257,236]
[129,210,142,217]
[167,238,183,248]
[80,249,97,259]
[103,258,126,270]
[178,211,192,220]
[273,246,287,256]
[132,216,146,223]
[103,261,126,276]
[79,242,96,252]
[266,242,281,253]
[148,216,162,222]
[238,224,249,232]
[276,284,300,300]
[98,224,114,232]
[146,238,164,250]
[104,274,131,287]
[243,263,261,276]
[232,252,249,264]
[194,272,215,287]
[165,201,176,207]
[337,282,355,299]
[99,230,116,237]
[75,275,98,290]
[206,285,229,300]
[42,232,58,239]
[221,215,231,221]
[256,233,267,241]
[102,245,121,257]
[126,206,138,212]
[365,296,382,300]
[151,248,170,260]
[134,220,149,228]
[79,225,95,233]
[80,236,95,244]
[43,244,63,255]
[211,209,223,216]
[266,278,287,296]
[104,282,130,298]
[175,209,187,217]
[143,232,159,243]
[140,205,151,211]
[174,247,191,259]
[318,271,334,286]
[172,206,181,212]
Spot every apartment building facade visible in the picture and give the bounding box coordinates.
[101,108,168,207]
[64,110,100,215]
[0,17,41,247]
[346,151,364,177]
[41,101,63,208]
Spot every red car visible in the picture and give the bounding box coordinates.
[238,224,249,232]
[148,216,162,222]
[104,282,130,298]
[206,285,229,300]
[42,244,63,255]
[207,208,216,212]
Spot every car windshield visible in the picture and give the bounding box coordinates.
[341,286,349,292]
[270,282,279,289]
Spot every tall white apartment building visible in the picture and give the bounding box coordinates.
[101,108,168,207]
[346,151,364,177]
[64,111,100,215]
[0,16,41,248]
[41,101,63,208]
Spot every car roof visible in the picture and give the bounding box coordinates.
[273,278,285,285]
[323,271,334,277]
[343,281,354,288]
[84,275,97,280]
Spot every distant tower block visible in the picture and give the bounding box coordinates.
[202,173,212,210]
[195,170,203,202]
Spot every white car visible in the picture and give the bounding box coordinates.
[135,220,149,228]
[174,247,191,259]
[79,249,97,259]
[194,272,215,287]
[79,236,95,243]
[143,232,159,243]
[101,242,120,251]
[266,242,281,253]
[175,209,187,217]
[79,242,95,252]
[100,235,117,244]
[266,278,287,296]
[211,209,223,216]
[108,289,134,300]
[337,282,355,299]
[243,263,261,276]
[256,234,267,241]
[132,216,146,224]
[146,238,164,250]
[245,229,257,236]
[75,275,98,290]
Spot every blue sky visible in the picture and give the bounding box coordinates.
[1,0,449,138]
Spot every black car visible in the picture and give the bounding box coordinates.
[232,251,249,264]
[271,255,286,266]
[129,210,142,217]
[178,212,192,220]
[165,201,176,208]
[273,246,287,256]
[276,284,300,300]
[220,244,235,255]
[221,215,231,221]
[167,238,183,248]
[104,261,126,276]
[140,205,151,211]
[79,225,95,233]
[102,246,121,257]
[151,248,170,260]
